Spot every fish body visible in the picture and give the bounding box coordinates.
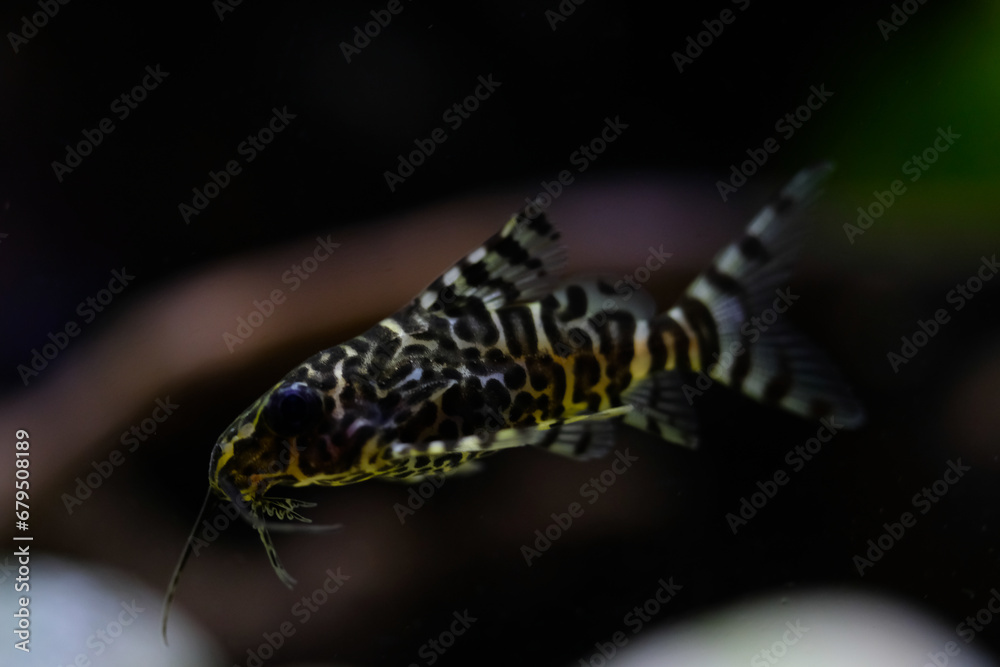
[211,223,645,493]
[162,164,863,640]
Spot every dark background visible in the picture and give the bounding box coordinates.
[1,1,999,666]
[4,0,971,365]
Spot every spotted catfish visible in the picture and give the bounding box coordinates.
[162,164,863,639]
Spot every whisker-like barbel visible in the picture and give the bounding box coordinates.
[161,487,213,645]
[160,484,340,644]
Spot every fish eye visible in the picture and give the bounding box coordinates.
[262,382,325,436]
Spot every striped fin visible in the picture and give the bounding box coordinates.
[534,413,622,460]
[663,163,865,428]
[417,210,566,312]
[621,372,700,447]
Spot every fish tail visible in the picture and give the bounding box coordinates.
[633,164,864,439]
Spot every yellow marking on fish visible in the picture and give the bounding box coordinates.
[666,305,703,373]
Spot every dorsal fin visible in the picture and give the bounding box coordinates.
[417,209,566,312]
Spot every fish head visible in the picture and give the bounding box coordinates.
[208,378,344,507]
[164,378,344,642]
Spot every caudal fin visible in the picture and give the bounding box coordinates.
[662,163,865,429]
